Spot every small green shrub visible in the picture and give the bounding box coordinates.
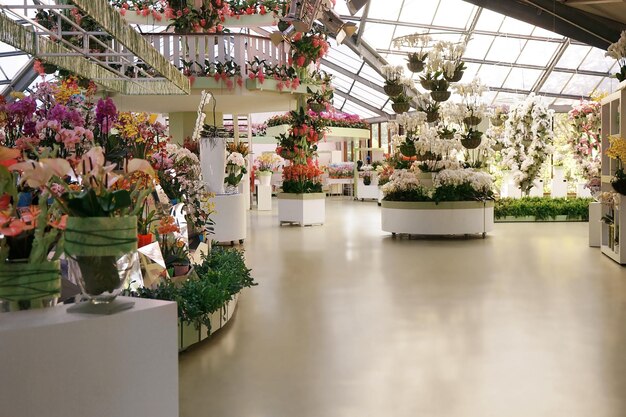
[494,197,593,221]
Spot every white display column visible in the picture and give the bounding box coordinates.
[589,202,601,247]
[577,183,592,198]
[551,167,568,198]
[212,193,247,244]
[529,179,544,197]
[0,298,178,417]
[257,184,272,211]
[199,137,226,195]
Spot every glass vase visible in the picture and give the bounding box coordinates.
[65,216,137,304]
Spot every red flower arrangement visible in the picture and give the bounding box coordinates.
[288,29,330,68]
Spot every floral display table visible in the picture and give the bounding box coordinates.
[278,193,325,226]
[381,201,495,237]
[212,193,247,244]
[0,298,178,417]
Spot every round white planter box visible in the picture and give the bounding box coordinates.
[211,193,247,244]
[381,200,494,237]
[278,193,325,226]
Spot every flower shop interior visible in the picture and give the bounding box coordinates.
[1,0,626,416]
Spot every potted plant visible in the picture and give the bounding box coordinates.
[430,78,451,102]
[489,105,509,126]
[224,151,247,194]
[137,204,157,248]
[0,159,63,311]
[438,126,457,139]
[255,153,281,186]
[306,86,332,113]
[157,215,191,278]
[606,135,626,195]
[442,42,466,82]
[381,65,405,97]
[415,93,440,122]
[391,93,411,114]
[407,52,428,73]
[461,129,483,149]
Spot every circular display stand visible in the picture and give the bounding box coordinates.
[381,200,494,238]
[212,193,247,245]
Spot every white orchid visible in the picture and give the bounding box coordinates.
[10,158,73,188]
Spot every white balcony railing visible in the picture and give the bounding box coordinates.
[144,33,289,76]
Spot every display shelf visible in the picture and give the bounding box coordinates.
[0,298,178,417]
[381,201,495,237]
[600,81,626,264]
[267,125,370,142]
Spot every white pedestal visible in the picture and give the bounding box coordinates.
[0,298,178,417]
[381,201,494,236]
[551,167,567,197]
[199,137,226,195]
[356,178,380,200]
[239,171,250,210]
[212,193,247,243]
[257,184,272,211]
[577,183,592,198]
[589,202,601,247]
[278,193,325,226]
[529,179,544,197]
[506,184,522,199]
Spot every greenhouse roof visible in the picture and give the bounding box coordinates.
[321,0,625,119]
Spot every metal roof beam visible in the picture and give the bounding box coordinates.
[461,0,625,49]
[532,38,571,93]
[1,58,38,97]
[334,88,386,116]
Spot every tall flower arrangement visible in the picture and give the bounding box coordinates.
[502,94,555,195]
[289,28,330,69]
[275,107,326,193]
[568,100,601,184]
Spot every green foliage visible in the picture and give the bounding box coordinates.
[383,187,430,202]
[494,197,593,221]
[132,245,255,335]
[281,179,323,194]
[432,183,491,202]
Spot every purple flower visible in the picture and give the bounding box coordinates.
[7,97,36,119]
[95,97,117,133]
[23,121,36,136]
[48,104,69,123]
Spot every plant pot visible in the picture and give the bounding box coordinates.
[461,131,483,149]
[415,151,437,162]
[463,116,482,126]
[392,102,410,114]
[439,130,455,139]
[384,84,403,97]
[444,69,464,82]
[399,142,416,157]
[420,79,434,90]
[407,60,425,73]
[430,90,451,102]
[257,171,272,186]
[137,233,153,248]
[490,117,504,127]
[611,178,626,195]
[0,260,60,312]
[173,264,191,277]
[65,216,138,304]
[363,176,372,186]
[308,102,325,113]
[425,111,440,123]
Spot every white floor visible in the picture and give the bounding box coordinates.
[180,198,626,417]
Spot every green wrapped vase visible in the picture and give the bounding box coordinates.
[0,260,60,312]
[65,216,137,304]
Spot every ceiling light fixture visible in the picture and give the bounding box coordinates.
[346,0,369,15]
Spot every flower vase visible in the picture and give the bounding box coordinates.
[0,260,60,312]
[258,171,272,186]
[65,216,138,304]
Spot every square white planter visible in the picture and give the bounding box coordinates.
[278,193,325,226]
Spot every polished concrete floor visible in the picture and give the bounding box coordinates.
[180,198,626,417]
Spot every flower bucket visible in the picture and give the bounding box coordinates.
[444,69,464,82]
[257,171,272,186]
[407,60,425,73]
[611,178,626,195]
[384,84,403,97]
[0,260,60,312]
[462,131,483,149]
[392,102,410,114]
[65,216,137,304]
[137,233,153,248]
[430,90,451,102]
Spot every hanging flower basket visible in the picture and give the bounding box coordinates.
[430,90,451,102]
[308,102,326,113]
[0,260,60,312]
[611,178,626,195]
[420,79,435,90]
[463,116,482,126]
[444,69,464,82]
[439,130,455,139]
[392,102,411,114]
[384,84,403,97]
[415,151,437,162]
[65,216,138,304]
[399,142,416,157]
[490,117,504,127]
[425,111,440,123]
[461,131,483,149]
[493,143,504,152]
[407,60,425,73]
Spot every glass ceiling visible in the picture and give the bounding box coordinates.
[323,0,621,119]
[0,0,620,119]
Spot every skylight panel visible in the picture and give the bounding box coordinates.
[485,37,527,63]
[556,44,591,70]
[579,47,617,72]
[464,35,494,60]
[500,17,535,36]
[474,8,505,32]
[502,68,542,90]
[476,64,512,88]
[516,40,559,67]
[561,74,603,96]
[432,0,476,29]
[398,0,439,25]
[360,23,396,49]
[539,71,573,94]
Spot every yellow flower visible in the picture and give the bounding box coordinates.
[10,91,25,100]
[606,135,626,161]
